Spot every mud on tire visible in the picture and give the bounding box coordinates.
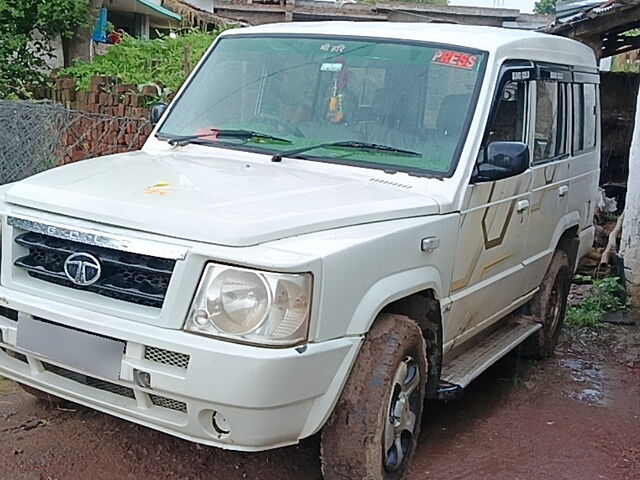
[321,313,427,480]
[523,250,571,358]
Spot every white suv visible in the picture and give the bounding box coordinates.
[0,22,599,479]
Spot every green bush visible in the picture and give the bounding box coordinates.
[565,277,628,328]
[62,30,223,96]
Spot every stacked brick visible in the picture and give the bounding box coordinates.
[33,76,158,165]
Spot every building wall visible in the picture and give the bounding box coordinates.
[180,0,214,12]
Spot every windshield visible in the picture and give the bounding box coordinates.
[158,35,486,176]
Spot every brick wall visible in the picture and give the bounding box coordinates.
[33,76,158,164]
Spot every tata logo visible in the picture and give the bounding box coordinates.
[63,253,102,286]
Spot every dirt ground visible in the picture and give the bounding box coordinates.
[1,324,638,480]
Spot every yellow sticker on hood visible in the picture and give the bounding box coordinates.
[145,182,171,196]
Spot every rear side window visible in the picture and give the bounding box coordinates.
[573,83,598,153]
[534,80,567,163]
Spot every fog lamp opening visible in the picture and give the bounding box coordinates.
[212,411,230,438]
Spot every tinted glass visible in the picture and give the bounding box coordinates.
[158,36,486,176]
[534,80,567,163]
[573,83,598,153]
[486,81,527,143]
[583,84,597,150]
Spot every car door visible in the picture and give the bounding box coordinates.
[445,77,533,352]
[521,70,572,292]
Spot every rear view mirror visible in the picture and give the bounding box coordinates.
[150,103,168,126]
[472,141,529,182]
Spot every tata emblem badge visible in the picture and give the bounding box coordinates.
[63,253,102,286]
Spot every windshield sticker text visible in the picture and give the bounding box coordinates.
[321,62,344,72]
[320,43,346,53]
[432,50,477,69]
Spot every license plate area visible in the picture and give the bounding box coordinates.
[17,316,125,380]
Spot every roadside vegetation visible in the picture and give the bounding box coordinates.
[565,276,629,328]
[61,30,222,97]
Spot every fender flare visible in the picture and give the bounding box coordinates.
[550,211,581,252]
[345,266,444,336]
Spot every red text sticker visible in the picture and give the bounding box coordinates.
[432,50,478,70]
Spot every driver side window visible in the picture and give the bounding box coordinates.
[486,81,528,144]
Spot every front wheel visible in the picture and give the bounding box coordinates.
[321,314,427,480]
[523,249,571,358]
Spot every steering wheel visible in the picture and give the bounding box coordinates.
[257,113,305,138]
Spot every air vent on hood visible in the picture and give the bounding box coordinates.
[369,178,413,189]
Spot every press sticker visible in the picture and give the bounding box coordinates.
[432,50,478,69]
[321,62,343,72]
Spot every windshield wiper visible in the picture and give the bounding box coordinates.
[161,129,293,147]
[271,140,421,162]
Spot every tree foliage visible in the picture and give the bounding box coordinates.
[0,0,92,98]
[533,0,556,14]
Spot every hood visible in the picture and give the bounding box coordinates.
[5,150,440,247]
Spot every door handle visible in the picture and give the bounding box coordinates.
[558,185,569,197]
[516,199,530,213]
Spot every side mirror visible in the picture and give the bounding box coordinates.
[472,141,529,182]
[150,103,168,126]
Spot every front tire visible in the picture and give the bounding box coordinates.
[321,314,427,480]
[523,250,571,358]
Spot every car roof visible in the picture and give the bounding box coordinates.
[222,22,597,68]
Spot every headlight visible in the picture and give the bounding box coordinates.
[185,263,312,346]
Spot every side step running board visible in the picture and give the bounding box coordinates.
[437,318,542,397]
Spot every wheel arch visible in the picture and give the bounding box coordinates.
[556,224,580,274]
[381,289,443,398]
[548,211,581,274]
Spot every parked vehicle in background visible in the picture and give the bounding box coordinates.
[0,22,599,479]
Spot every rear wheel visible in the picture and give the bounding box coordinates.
[321,314,427,480]
[523,250,571,358]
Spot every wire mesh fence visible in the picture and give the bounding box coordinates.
[0,100,152,185]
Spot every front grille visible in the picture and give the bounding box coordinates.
[149,394,188,413]
[42,363,187,413]
[14,232,176,308]
[145,346,190,369]
[42,362,136,399]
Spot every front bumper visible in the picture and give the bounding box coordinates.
[0,286,362,451]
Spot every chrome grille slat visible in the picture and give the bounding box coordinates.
[13,231,175,308]
[15,234,174,275]
[7,215,188,260]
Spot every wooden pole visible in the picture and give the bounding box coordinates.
[183,43,192,77]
